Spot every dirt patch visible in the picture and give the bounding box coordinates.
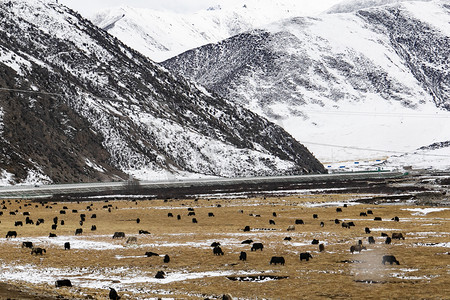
[0,282,72,300]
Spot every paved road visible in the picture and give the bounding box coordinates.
[0,171,405,199]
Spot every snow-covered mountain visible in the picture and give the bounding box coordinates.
[90,0,331,62]
[0,0,325,185]
[163,0,450,171]
[326,0,430,14]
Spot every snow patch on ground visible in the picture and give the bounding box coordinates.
[402,208,450,215]
[1,235,123,251]
[369,228,401,231]
[115,255,149,260]
[301,201,359,207]
[390,273,439,280]
[415,242,450,248]
[290,242,313,247]
[0,263,260,291]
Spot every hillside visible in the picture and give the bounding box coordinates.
[0,0,325,185]
[163,0,450,170]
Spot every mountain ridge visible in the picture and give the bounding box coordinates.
[90,1,331,62]
[326,0,429,14]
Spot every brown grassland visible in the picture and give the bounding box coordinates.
[0,194,449,299]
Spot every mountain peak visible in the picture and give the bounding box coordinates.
[207,5,222,11]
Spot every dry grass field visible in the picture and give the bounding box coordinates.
[0,193,449,299]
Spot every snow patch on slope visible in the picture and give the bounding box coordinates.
[0,47,32,75]
[403,0,450,35]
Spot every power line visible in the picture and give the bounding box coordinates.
[0,87,67,97]
[302,141,450,158]
[302,110,450,119]
[2,86,450,158]
[2,86,450,118]
[0,87,120,102]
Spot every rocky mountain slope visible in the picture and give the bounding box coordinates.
[0,0,325,185]
[90,0,332,62]
[163,0,450,169]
